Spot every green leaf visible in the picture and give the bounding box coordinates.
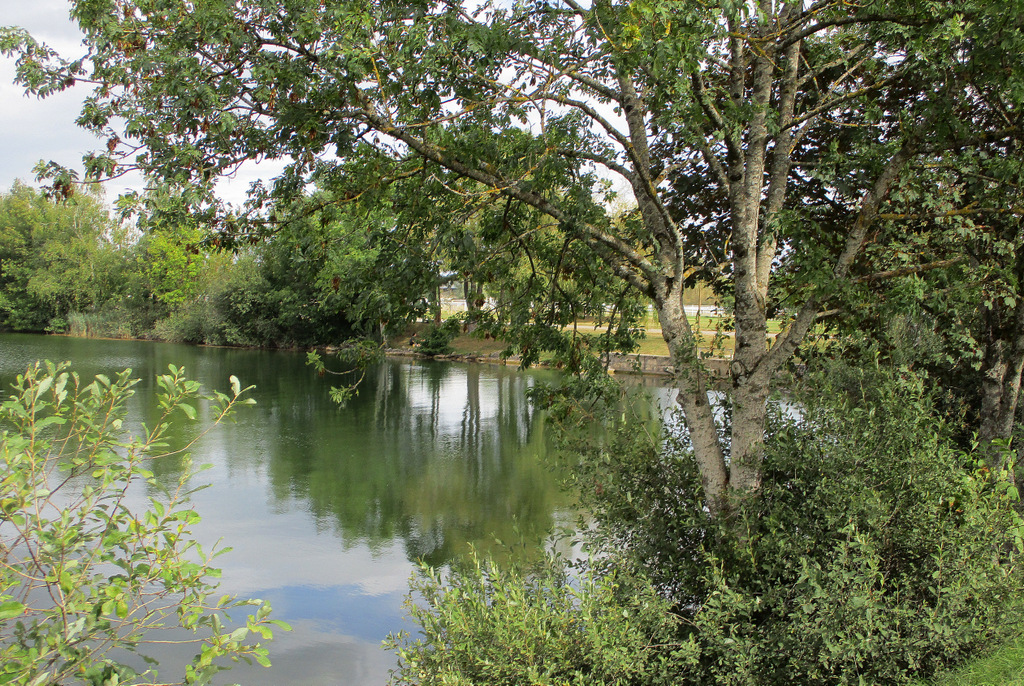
[0,600,25,620]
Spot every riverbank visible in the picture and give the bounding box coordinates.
[384,345,733,378]
[385,323,741,378]
[30,322,737,379]
[384,324,697,377]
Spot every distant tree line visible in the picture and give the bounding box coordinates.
[0,181,407,347]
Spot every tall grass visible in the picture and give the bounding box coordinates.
[66,311,136,339]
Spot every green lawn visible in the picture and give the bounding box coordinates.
[403,315,774,359]
[913,637,1024,686]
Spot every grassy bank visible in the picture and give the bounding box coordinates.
[411,312,774,359]
[913,636,1024,686]
[422,308,798,360]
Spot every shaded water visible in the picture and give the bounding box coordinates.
[0,334,581,685]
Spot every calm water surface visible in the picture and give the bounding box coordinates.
[0,333,593,685]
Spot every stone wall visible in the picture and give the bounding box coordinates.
[604,353,731,378]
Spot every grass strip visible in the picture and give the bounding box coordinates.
[914,636,1024,686]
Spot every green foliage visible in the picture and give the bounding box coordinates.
[548,363,1023,685]
[797,131,1024,455]
[387,552,683,686]
[0,182,125,332]
[147,196,395,348]
[144,225,205,308]
[153,296,229,345]
[415,318,461,357]
[0,182,393,348]
[0,361,287,685]
[306,340,384,404]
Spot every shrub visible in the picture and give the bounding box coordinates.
[398,363,1024,685]
[0,361,286,685]
[45,316,69,334]
[154,298,228,345]
[387,552,686,685]
[415,318,460,357]
[561,364,1023,684]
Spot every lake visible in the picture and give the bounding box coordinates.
[0,333,634,685]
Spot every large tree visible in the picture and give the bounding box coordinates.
[4,0,1023,524]
[0,182,128,331]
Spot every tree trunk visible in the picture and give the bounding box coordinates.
[978,297,1024,480]
[463,278,482,332]
[655,282,731,520]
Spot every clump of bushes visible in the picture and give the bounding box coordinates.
[414,318,461,357]
[387,554,684,686]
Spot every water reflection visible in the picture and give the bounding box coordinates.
[0,334,573,685]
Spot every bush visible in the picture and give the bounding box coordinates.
[387,552,685,685]
[154,298,228,345]
[0,361,286,685]
[415,318,461,357]
[561,364,1023,684]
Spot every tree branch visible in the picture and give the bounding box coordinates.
[852,256,967,284]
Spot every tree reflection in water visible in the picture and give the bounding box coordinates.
[257,359,571,566]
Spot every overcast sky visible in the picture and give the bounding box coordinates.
[0,1,104,193]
